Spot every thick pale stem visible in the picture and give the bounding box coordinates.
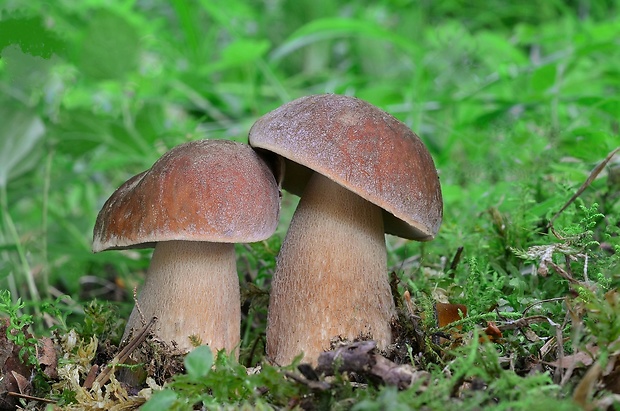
[123,240,240,355]
[266,173,396,365]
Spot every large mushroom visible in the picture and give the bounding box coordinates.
[249,94,443,365]
[92,139,281,355]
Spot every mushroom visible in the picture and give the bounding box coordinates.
[92,139,281,355]
[249,94,443,365]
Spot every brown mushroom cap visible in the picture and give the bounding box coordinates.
[249,94,442,240]
[92,139,281,252]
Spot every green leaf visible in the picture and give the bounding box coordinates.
[49,109,109,157]
[560,127,615,161]
[529,63,557,96]
[574,96,620,118]
[184,345,213,379]
[0,15,65,59]
[77,9,140,80]
[141,389,179,411]
[475,31,528,67]
[204,39,271,74]
[271,17,418,62]
[0,103,45,188]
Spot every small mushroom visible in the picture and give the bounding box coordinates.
[92,140,281,355]
[249,94,442,365]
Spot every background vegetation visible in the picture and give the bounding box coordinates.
[0,0,618,409]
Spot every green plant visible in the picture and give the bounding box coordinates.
[0,0,619,409]
[143,345,301,410]
[0,289,38,365]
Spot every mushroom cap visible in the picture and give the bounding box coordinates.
[249,94,442,240]
[92,139,281,252]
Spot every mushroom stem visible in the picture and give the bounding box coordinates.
[266,173,396,365]
[123,240,240,355]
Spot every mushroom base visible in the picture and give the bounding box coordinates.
[266,173,396,366]
[122,240,241,355]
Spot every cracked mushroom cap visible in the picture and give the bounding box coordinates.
[92,139,281,252]
[249,94,443,240]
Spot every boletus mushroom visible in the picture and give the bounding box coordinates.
[249,94,443,365]
[92,139,281,355]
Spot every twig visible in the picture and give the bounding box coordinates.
[7,391,56,404]
[547,260,581,284]
[403,291,425,351]
[89,317,156,388]
[522,297,566,316]
[245,334,265,368]
[497,315,560,331]
[548,146,620,228]
[553,322,565,384]
[133,286,146,326]
[284,371,331,391]
[82,364,99,390]
[449,246,464,272]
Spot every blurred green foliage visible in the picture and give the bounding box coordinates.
[0,0,618,408]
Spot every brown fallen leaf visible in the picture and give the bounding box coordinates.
[0,318,35,410]
[481,321,503,343]
[434,302,467,346]
[573,361,602,409]
[545,349,595,369]
[602,340,620,394]
[37,336,58,379]
[602,355,620,394]
[10,371,30,395]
